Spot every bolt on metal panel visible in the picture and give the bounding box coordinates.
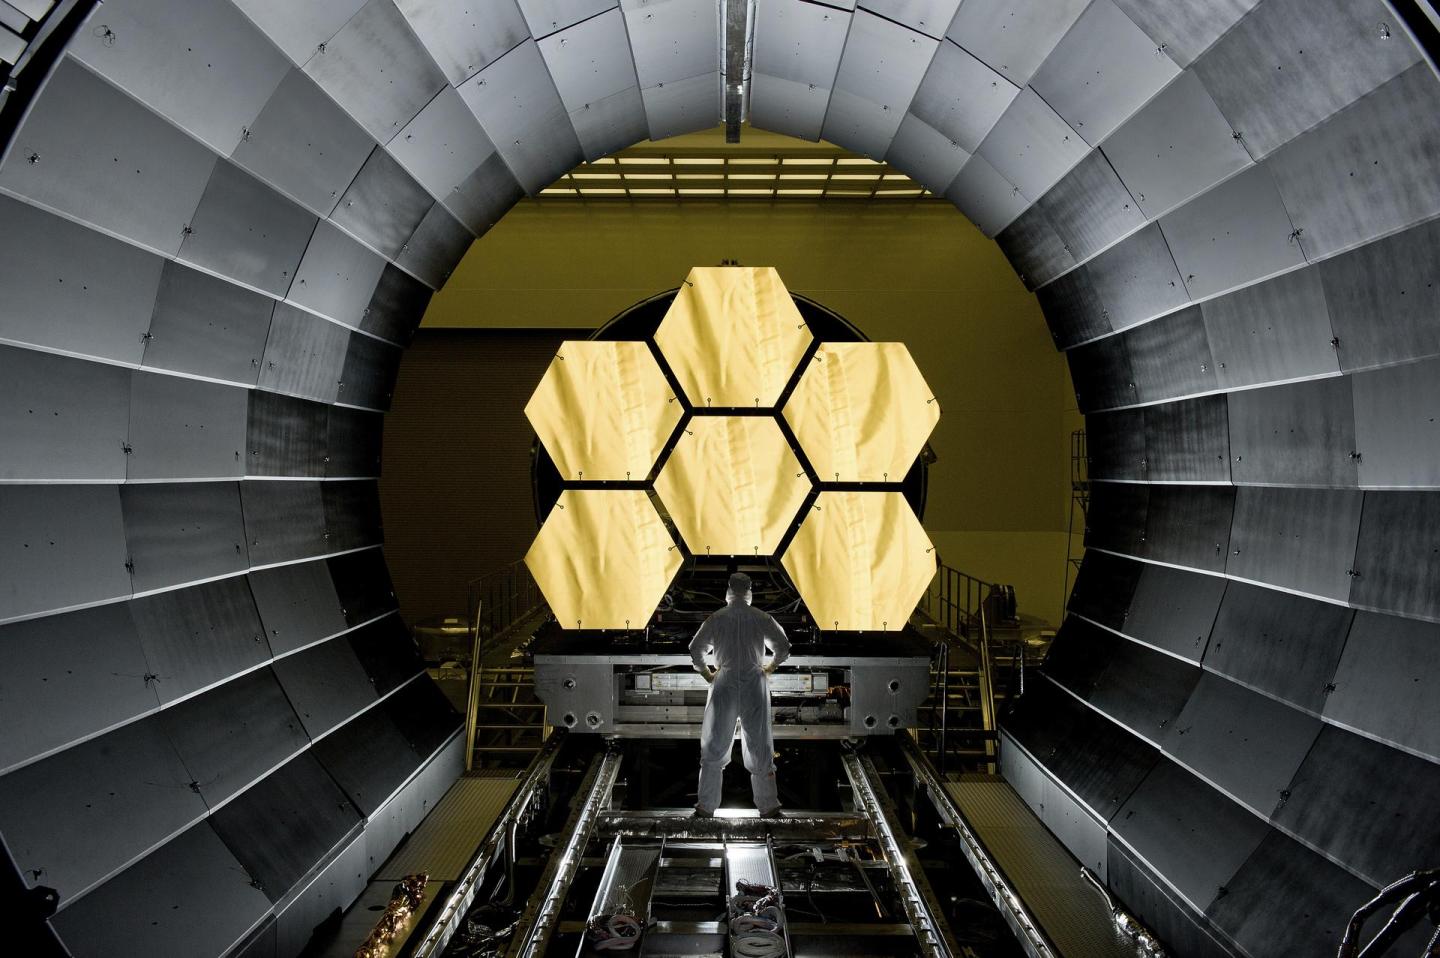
[1124,563,1226,663]
[395,0,530,84]
[1144,486,1234,573]
[1091,630,1202,745]
[287,220,388,329]
[1068,548,1143,631]
[362,263,434,345]
[995,204,1075,289]
[538,8,639,113]
[312,702,430,816]
[240,480,330,567]
[1109,0,1259,68]
[301,0,448,143]
[1084,407,1146,481]
[1083,479,1148,556]
[337,331,404,411]
[1227,376,1358,488]
[1105,837,1238,958]
[1325,611,1440,762]
[332,146,435,260]
[944,154,1028,236]
[443,151,526,237]
[518,0,617,39]
[828,8,938,117]
[390,86,502,202]
[910,40,1018,156]
[70,0,290,155]
[945,0,1089,88]
[1100,70,1252,221]
[396,203,473,289]
[244,390,328,479]
[1038,772,1109,877]
[126,373,248,481]
[0,346,130,482]
[328,547,397,627]
[326,406,384,478]
[271,633,381,738]
[977,84,1092,203]
[749,72,832,141]
[0,485,130,623]
[753,0,849,89]
[231,67,375,217]
[349,614,425,696]
[1085,221,1190,333]
[1225,485,1363,603]
[568,84,650,161]
[229,0,369,65]
[1320,217,1440,374]
[1068,332,1137,413]
[624,0,718,88]
[1350,490,1440,621]
[885,112,970,194]
[1036,149,1145,267]
[1124,305,1215,405]
[143,262,272,385]
[257,303,350,404]
[248,559,347,656]
[120,482,249,594]
[639,69,721,140]
[820,88,905,159]
[859,0,960,40]
[1352,358,1440,488]
[322,479,384,552]
[1037,269,1110,348]
[1201,265,1340,389]
[1030,0,1179,148]
[0,56,216,257]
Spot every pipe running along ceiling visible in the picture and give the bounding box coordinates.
[1,1,1438,955]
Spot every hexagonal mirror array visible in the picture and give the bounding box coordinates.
[524,266,938,631]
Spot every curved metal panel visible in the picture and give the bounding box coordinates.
[326,406,384,478]
[0,346,130,481]
[944,153,1028,237]
[327,548,397,627]
[1352,357,1440,489]
[240,480,329,566]
[906,39,1017,154]
[1036,268,1111,347]
[127,374,248,481]
[1108,0,1258,68]
[1201,265,1339,389]
[1042,616,1113,699]
[390,85,501,202]
[312,699,426,816]
[1106,839,1236,958]
[1086,221,1189,333]
[569,84,650,162]
[143,261,273,385]
[129,576,268,704]
[1123,563,1225,663]
[0,195,163,364]
[229,0,369,66]
[330,147,434,260]
[337,332,403,411]
[1085,407,1146,481]
[860,0,959,39]
[230,67,374,217]
[248,560,347,657]
[178,161,318,297]
[361,264,433,345]
[538,8,638,114]
[1067,333,1136,413]
[995,205,1074,289]
[1088,629,1201,745]
[639,69,720,141]
[120,481,249,594]
[821,88,903,160]
[1350,490,1440,621]
[271,832,366,958]
[0,602,158,774]
[945,0,1087,87]
[257,304,349,404]
[885,113,969,194]
[1205,580,1353,714]
[396,203,472,289]
[1161,672,1321,816]
[1224,486,1362,602]
[753,0,849,89]
[1036,149,1144,267]
[749,72,832,142]
[625,0,718,88]
[1326,611,1440,762]
[1068,549,1142,631]
[1125,305,1215,405]
[824,9,939,152]
[1083,479,1147,557]
[271,633,380,739]
[348,613,424,696]
[0,56,216,257]
[1320,217,1440,374]
[301,0,447,143]
[444,152,526,239]
[975,87,1088,203]
[287,220,387,329]
[1143,485,1233,572]
[0,485,130,622]
[1227,376,1358,487]
[395,0,529,85]
[1143,394,1230,482]
[384,677,462,766]
[245,391,328,478]
[322,480,384,552]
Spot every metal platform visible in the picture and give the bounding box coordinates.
[374,775,520,881]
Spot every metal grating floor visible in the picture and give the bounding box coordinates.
[944,778,1137,958]
[375,776,519,881]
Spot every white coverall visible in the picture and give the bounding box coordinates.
[689,581,791,814]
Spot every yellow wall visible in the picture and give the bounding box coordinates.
[423,199,1075,625]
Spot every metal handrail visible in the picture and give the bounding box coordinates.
[463,559,546,771]
[920,563,1000,774]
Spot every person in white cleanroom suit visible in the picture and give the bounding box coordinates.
[689,572,791,817]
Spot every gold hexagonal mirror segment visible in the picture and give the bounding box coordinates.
[781,491,936,632]
[525,489,682,630]
[654,415,812,557]
[783,342,939,483]
[654,266,813,409]
[524,340,681,481]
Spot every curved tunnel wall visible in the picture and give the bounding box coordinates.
[0,1,1437,956]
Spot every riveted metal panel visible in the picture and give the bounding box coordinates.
[313,701,425,815]
[1030,0,1179,147]
[0,196,162,363]
[518,0,616,38]
[1112,758,1268,913]
[1205,580,1353,714]
[323,480,384,552]
[458,40,585,193]
[230,0,369,65]
[1191,0,1421,160]
[327,406,384,478]
[753,0,849,89]
[1269,64,1440,260]
[1036,267,1110,346]
[640,70,720,140]
[287,220,387,329]
[1039,773,1109,877]
[120,482,249,593]
[328,548,397,626]
[885,113,968,194]
[944,154,1028,237]
[395,0,529,85]
[1036,150,1145,266]
[1043,616,1113,699]
[1227,376,1357,487]
[331,147,434,259]
[240,480,329,567]
[1145,485,1234,572]
[397,203,472,288]
[829,7,938,111]
[1162,672,1322,815]
[1088,222,1189,332]
[1086,407,1146,481]
[1101,70,1251,220]
[384,676,462,760]
[1067,333,1135,413]
[1089,632,1201,744]
[1321,219,1440,373]
[0,347,129,481]
[143,262,271,384]
[271,833,366,958]
[362,264,433,345]
[1068,549,1142,631]
[302,0,447,143]
[909,41,1017,157]
[249,560,346,656]
[625,0,718,87]
[0,57,215,257]
[231,68,374,217]
[0,485,130,622]
[1083,480,1147,557]
[0,717,207,903]
[539,8,638,112]
[232,916,278,958]
[128,574,267,702]
[569,84,650,161]
[823,84,906,161]
[390,86,500,201]
[1201,268,1338,392]
[1160,164,1304,301]
[245,390,327,478]
[337,333,403,411]
[0,603,158,774]
[975,87,1088,202]
[1143,395,1229,482]
[158,668,310,807]
[1106,840,1237,958]
[1326,611,1440,761]
[178,161,318,297]
[1275,725,1440,887]
[126,373,248,481]
[70,0,289,155]
[995,205,1073,289]
[443,151,525,238]
[859,0,959,39]
[49,821,273,958]
[210,750,361,904]
[272,634,380,738]
[1124,564,1225,663]
[348,613,424,696]
[945,0,1088,87]
[1109,0,1258,68]
[1225,486,1362,602]
[257,304,349,403]
[1351,491,1440,621]
[749,74,832,142]
[1125,305,1215,404]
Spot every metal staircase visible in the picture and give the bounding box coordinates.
[463,560,551,770]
